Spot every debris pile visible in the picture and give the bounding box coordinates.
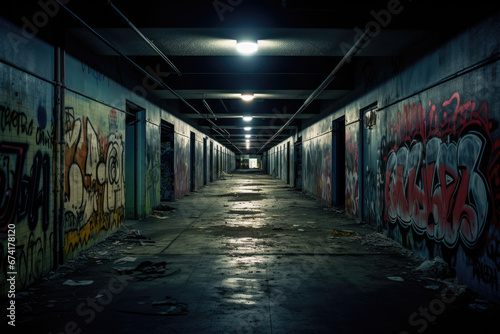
[413,256,452,277]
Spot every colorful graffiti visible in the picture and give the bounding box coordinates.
[175,136,190,198]
[0,104,54,148]
[0,143,50,233]
[385,131,489,248]
[63,100,125,256]
[0,90,54,295]
[303,137,332,204]
[384,92,499,250]
[0,142,54,287]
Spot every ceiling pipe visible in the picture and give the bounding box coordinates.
[202,96,217,120]
[106,0,182,77]
[56,0,241,153]
[219,99,230,113]
[258,29,373,153]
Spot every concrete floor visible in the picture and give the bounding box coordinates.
[8,170,499,333]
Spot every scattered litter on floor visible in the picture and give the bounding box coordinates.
[111,260,181,281]
[120,230,156,245]
[135,261,168,274]
[118,302,189,316]
[272,227,284,231]
[468,299,493,312]
[272,215,280,217]
[155,203,176,211]
[114,256,137,264]
[424,285,441,290]
[298,229,305,231]
[63,279,94,286]
[332,229,354,236]
[151,215,168,219]
[360,232,395,247]
[308,225,317,228]
[387,276,404,282]
[414,256,451,277]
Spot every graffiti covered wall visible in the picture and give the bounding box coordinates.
[302,124,332,204]
[63,93,125,259]
[345,124,360,217]
[146,122,160,211]
[175,133,190,198]
[0,65,55,295]
[377,81,500,299]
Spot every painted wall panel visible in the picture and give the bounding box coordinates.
[347,18,500,301]
[174,133,190,198]
[146,122,160,212]
[0,64,55,295]
[63,92,125,259]
[302,132,332,204]
[261,13,500,302]
[378,71,500,300]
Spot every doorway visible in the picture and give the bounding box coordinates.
[286,141,290,184]
[294,137,302,190]
[249,158,258,169]
[160,120,175,201]
[209,141,213,182]
[125,102,145,219]
[332,117,346,207]
[190,132,195,192]
[203,137,207,185]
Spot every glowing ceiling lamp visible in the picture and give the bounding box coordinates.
[244,127,252,131]
[242,116,253,122]
[241,94,254,101]
[245,134,251,138]
[236,40,258,55]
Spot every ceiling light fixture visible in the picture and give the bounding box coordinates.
[241,94,254,101]
[245,134,251,138]
[244,127,252,131]
[242,116,253,122]
[236,40,258,55]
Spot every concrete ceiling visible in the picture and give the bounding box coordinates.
[4,0,496,153]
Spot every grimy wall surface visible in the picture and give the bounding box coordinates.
[267,15,500,301]
[0,18,235,296]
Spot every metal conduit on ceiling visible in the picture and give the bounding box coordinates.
[56,0,241,153]
[258,30,373,153]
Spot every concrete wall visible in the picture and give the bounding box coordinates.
[0,18,236,296]
[346,16,500,301]
[0,19,58,297]
[266,15,500,301]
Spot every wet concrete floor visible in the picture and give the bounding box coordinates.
[7,170,499,333]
